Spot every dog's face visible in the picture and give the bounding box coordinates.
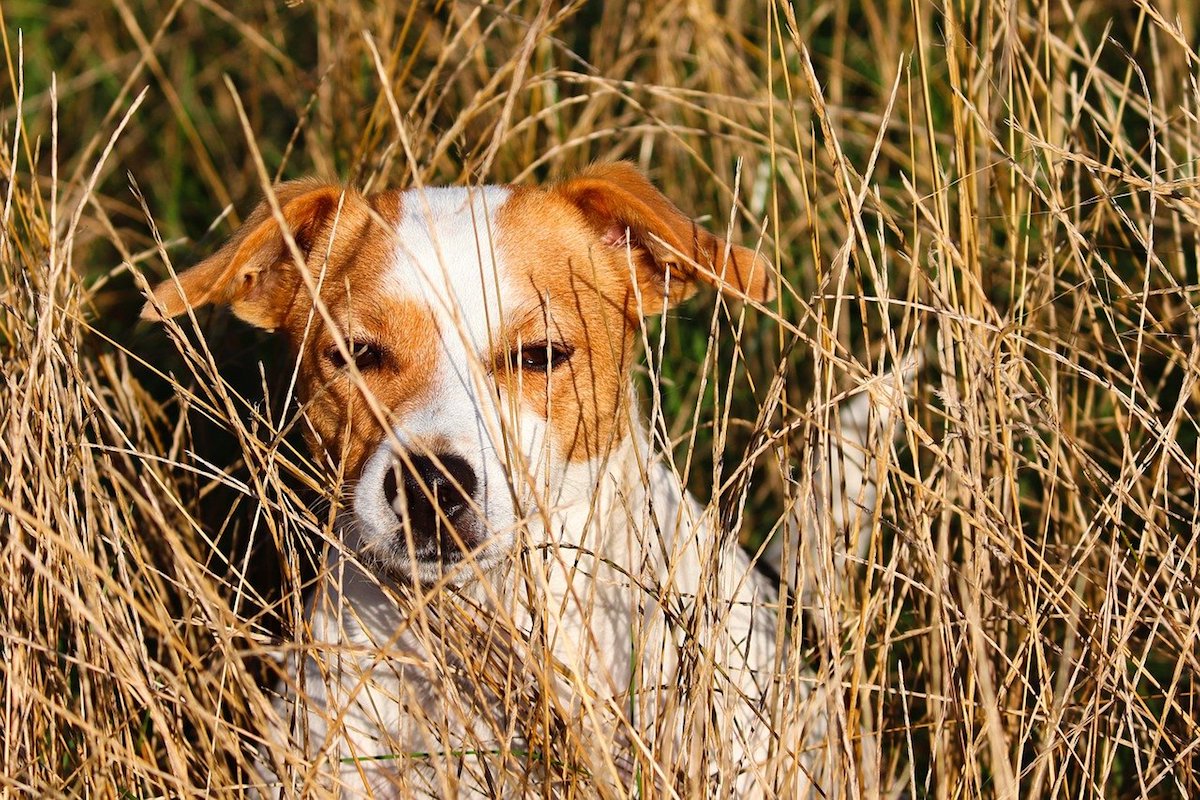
[144,164,772,583]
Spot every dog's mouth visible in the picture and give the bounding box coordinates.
[390,504,486,565]
[377,453,487,564]
[351,448,511,583]
[352,508,493,584]
[381,486,497,581]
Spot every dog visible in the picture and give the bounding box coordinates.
[143,163,902,797]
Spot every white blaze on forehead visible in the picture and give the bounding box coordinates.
[377,184,526,505]
[386,185,511,351]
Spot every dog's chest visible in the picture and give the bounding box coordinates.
[289,458,780,795]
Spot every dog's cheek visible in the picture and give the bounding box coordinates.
[296,376,376,479]
[547,352,627,463]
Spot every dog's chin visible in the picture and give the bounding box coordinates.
[356,511,508,587]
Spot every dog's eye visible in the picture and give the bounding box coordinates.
[327,341,384,371]
[513,342,573,372]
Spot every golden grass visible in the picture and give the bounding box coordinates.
[2,0,1199,796]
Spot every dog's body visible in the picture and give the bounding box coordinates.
[298,428,793,797]
[145,164,895,797]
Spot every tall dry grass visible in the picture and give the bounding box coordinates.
[2,0,1199,796]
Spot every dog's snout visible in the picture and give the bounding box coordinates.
[384,453,477,534]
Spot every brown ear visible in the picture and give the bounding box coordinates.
[555,162,774,310]
[141,180,347,330]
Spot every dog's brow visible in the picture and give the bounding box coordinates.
[502,300,555,334]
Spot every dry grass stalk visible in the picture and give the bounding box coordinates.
[1,1,1198,797]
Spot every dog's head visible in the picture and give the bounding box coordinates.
[144,164,772,583]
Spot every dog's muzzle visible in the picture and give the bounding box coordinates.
[382,453,483,563]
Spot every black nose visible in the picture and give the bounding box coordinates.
[382,453,477,535]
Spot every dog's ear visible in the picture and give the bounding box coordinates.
[141,181,349,330]
[556,162,774,311]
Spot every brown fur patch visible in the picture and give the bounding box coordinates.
[493,187,638,463]
[556,162,775,305]
[298,296,440,480]
[145,183,431,479]
[491,167,770,463]
[282,190,444,479]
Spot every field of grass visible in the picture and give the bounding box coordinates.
[3,0,1199,796]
